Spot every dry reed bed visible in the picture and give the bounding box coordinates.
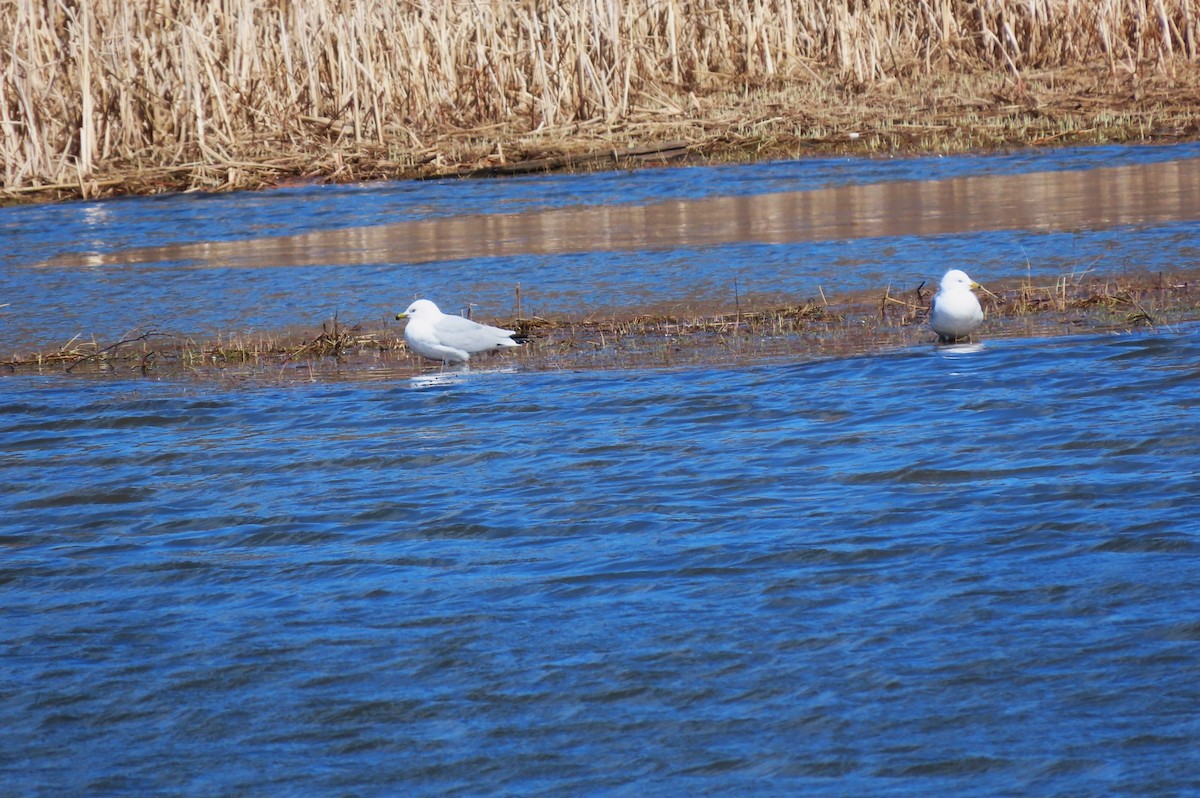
[5,270,1197,377]
[3,0,1198,199]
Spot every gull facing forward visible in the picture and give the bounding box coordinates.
[930,269,985,342]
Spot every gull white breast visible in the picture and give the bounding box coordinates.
[396,299,522,364]
[930,269,985,342]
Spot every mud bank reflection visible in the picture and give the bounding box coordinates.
[41,156,1200,271]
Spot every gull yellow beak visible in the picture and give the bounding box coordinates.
[395,312,408,320]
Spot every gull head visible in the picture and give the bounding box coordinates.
[395,298,440,321]
[940,269,980,292]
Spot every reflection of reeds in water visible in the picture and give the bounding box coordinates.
[3,0,1197,195]
[37,157,1200,272]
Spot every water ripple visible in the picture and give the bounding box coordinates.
[3,284,1200,791]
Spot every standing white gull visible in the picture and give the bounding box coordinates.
[930,269,985,342]
[396,299,522,364]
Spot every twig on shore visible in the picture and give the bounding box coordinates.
[64,328,170,373]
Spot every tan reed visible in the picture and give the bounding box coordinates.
[2,0,1198,198]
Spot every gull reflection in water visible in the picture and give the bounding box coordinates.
[935,341,986,357]
[406,363,519,389]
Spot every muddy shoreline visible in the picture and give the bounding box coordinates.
[6,270,1197,381]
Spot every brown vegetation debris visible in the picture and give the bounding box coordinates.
[3,1,1199,202]
[6,270,1198,380]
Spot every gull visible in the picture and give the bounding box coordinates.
[396,299,522,365]
[930,269,985,342]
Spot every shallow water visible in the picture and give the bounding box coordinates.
[3,143,1199,350]
[3,145,1200,795]
[4,330,1200,795]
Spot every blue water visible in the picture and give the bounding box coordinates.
[3,142,1199,349]
[3,145,1200,795]
[4,329,1200,795]
[7,142,1198,254]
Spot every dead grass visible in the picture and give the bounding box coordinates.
[3,316,403,376]
[6,269,1197,379]
[3,0,1199,201]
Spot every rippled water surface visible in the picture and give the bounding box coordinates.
[3,145,1200,795]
